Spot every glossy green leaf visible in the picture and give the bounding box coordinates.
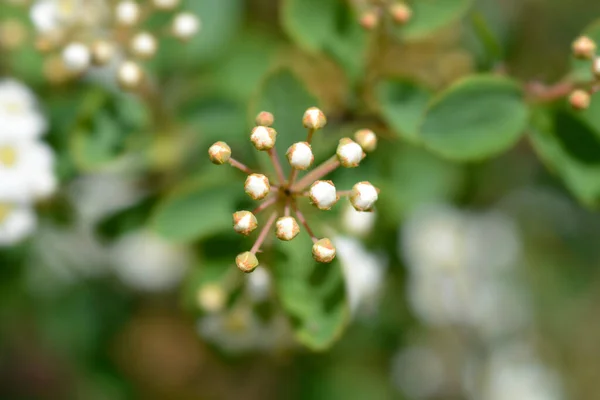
[401,0,473,40]
[152,171,241,243]
[281,0,367,80]
[419,75,529,161]
[273,234,349,351]
[529,108,600,207]
[250,69,318,173]
[375,79,432,143]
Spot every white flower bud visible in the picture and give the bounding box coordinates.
[302,107,326,129]
[233,211,258,236]
[569,90,591,111]
[389,3,412,25]
[573,36,596,60]
[115,1,140,26]
[592,57,600,79]
[172,12,200,41]
[61,42,91,73]
[208,141,231,165]
[250,126,277,151]
[117,61,144,90]
[91,40,115,66]
[197,283,226,312]
[244,174,270,200]
[286,142,314,170]
[350,181,379,211]
[354,129,377,152]
[255,111,274,127]
[275,216,300,241]
[309,180,338,210]
[312,238,336,263]
[236,251,259,273]
[337,138,364,168]
[152,0,180,10]
[131,32,157,59]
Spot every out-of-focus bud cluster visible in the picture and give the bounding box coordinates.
[357,0,412,30]
[570,35,600,110]
[7,0,201,88]
[208,107,380,272]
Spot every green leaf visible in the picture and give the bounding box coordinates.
[375,79,432,143]
[530,108,600,207]
[273,234,349,351]
[570,19,600,82]
[419,75,529,161]
[152,171,241,243]
[250,69,318,173]
[281,0,367,80]
[399,0,473,41]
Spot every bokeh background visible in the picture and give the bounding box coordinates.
[1,0,600,399]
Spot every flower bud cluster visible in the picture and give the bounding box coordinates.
[570,36,600,110]
[208,107,380,272]
[358,1,412,30]
[22,0,201,88]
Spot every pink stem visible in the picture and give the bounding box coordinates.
[251,211,278,254]
[293,205,318,243]
[253,196,277,214]
[291,156,340,192]
[228,158,253,175]
[268,148,286,185]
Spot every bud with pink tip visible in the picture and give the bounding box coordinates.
[255,111,274,127]
[569,90,591,110]
[573,36,597,60]
[354,129,377,152]
[390,3,412,25]
[275,216,300,241]
[302,107,327,130]
[250,126,277,151]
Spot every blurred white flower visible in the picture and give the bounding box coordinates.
[30,0,109,34]
[334,236,386,316]
[342,203,376,237]
[197,306,293,354]
[246,266,271,303]
[0,202,37,246]
[0,79,47,140]
[0,137,57,202]
[481,343,564,400]
[391,345,446,399]
[110,230,190,292]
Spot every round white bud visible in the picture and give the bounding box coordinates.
[302,107,326,129]
[286,142,314,170]
[312,238,336,263]
[336,138,364,168]
[354,129,377,152]
[233,211,258,236]
[131,32,157,59]
[152,0,180,10]
[61,42,91,73]
[255,111,274,127]
[569,90,591,111]
[275,216,300,241]
[244,174,270,200]
[250,126,277,151]
[573,36,597,60]
[309,180,338,210]
[350,181,379,211]
[208,141,231,165]
[236,252,259,273]
[172,12,200,41]
[91,40,115,66]
[115,1,140,26]
[117,61,144,90]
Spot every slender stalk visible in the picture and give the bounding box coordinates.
[288,168,299,188]
[291,156,340,192]
[253,196,277,215]
[306,128,315,144]
[228,158,254,175]
[294,206,318,243]
[284,199,291,217]
[251,211,278,254]
[268,148,286,184]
